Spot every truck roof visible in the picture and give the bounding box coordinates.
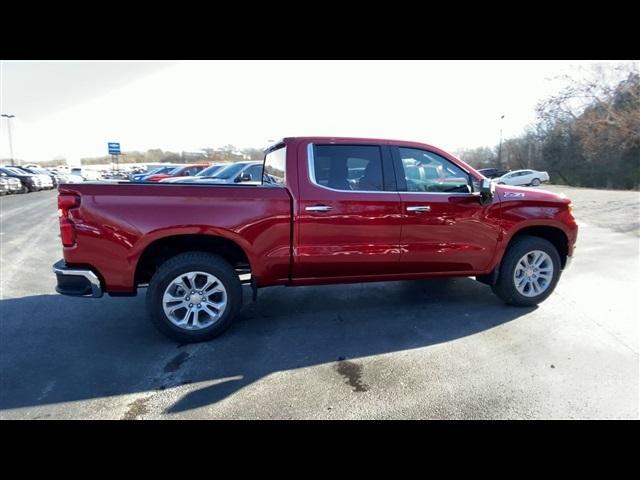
[280,136,443,150]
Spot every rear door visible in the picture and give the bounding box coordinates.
[294,142,403,279]
[393,146,501,274]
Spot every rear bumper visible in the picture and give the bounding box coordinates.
[52,260,103,298]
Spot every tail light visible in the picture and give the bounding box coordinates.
[58,193,80,247]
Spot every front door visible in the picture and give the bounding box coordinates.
[294,143,403,280]
[393,146,501,273]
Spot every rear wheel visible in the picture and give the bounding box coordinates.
[492,236,561,306]
[531,178,541,186]
[146,252,242,343]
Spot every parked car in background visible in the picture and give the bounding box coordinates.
[160,163,228,183]
[128,166,147,175]
[478,167,511,179]
[101,170,129,180]
[193,161,264,185]
[47,170,69,186]
[22,166,60,187]
[9,166,55,189]
[70,167,102,181]
[0,177,8,195]
[497,169,550,187]
[61,174,85,184]
[0,167,45,192]
[143,164,209,182]
[130,165,180,182]
[0,173,25,194]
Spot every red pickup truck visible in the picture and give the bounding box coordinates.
[53,137,578,342]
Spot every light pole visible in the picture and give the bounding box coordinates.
[497,114,504,167]
[1,114,15,166]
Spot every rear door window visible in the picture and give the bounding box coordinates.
[311,145,384,192]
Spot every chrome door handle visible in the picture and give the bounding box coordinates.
[406,205,431,213]
[305,205,333,212]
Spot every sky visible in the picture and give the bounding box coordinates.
[0,60,628,165]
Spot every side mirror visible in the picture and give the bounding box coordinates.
[480,178,495,205]
[237,173,252,182]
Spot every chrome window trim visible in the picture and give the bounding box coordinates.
[307,143,478,197]
[307,143,398,195]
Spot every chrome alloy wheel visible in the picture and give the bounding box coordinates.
[513,250,554,297]
[162,271,228,330]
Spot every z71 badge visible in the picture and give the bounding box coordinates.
[504,192,525,198]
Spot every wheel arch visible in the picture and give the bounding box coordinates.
[134,233,252,287]
[479,223,570,286]
[505,225,569,268]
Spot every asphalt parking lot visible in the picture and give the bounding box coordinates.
[1,185,638,419]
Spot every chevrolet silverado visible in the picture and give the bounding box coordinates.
[53,137,578,342]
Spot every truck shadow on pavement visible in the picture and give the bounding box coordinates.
[0,277,536,416]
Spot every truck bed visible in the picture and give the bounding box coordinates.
[59,183,292,292]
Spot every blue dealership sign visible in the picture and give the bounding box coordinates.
[108,142,121,155]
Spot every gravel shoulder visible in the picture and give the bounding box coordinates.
[542,184,640,236]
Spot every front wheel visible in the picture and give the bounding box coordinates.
[492,236,561,306]
[146,252,243,343]
[531,178,541,186]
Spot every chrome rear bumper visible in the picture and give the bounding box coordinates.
[53,260,103,298]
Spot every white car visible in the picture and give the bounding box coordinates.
[70,167,102,181]
[497,169,549,187]
[63,174,85,183]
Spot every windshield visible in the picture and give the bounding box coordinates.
[211,163,247,180]
[196,165,224,177]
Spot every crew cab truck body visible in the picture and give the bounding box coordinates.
[54,137,578,342]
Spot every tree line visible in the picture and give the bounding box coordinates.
[76,145,265,167]
[16,146,265,168]
[457,64,639,190]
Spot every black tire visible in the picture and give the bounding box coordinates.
[146,251,242,343]
[498,182,505,185]
[492,235,561,307]
[531,178,541,186]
